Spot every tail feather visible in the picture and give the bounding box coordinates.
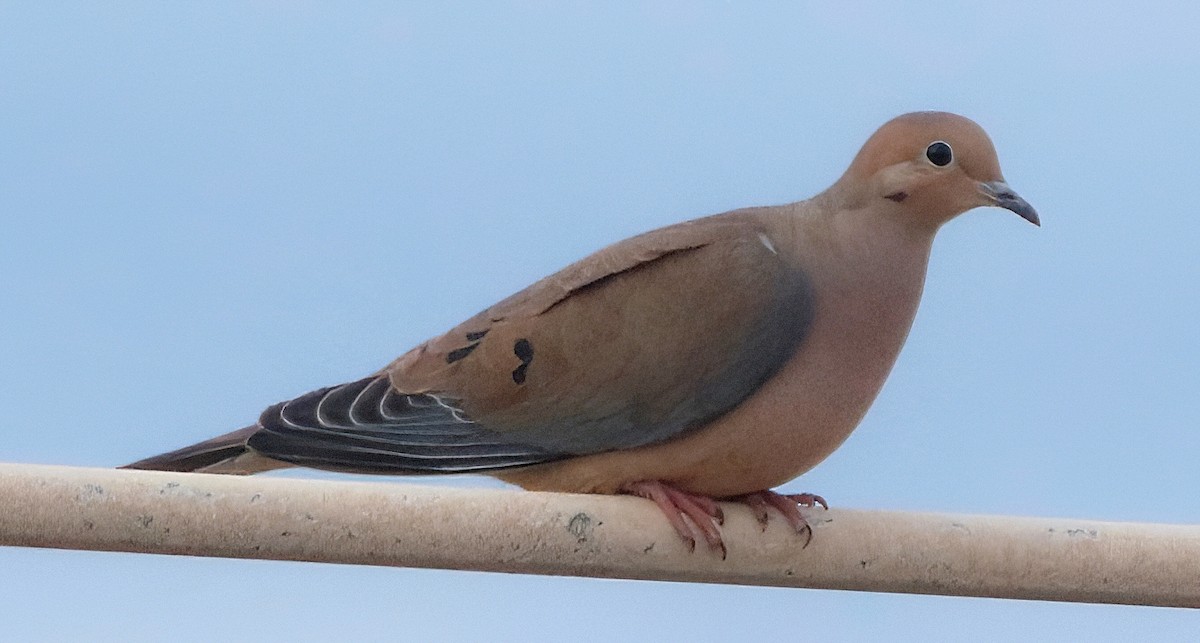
[121,426,266,474]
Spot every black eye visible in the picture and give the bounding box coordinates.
[925,141,953,167]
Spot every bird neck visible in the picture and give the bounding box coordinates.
[770,197,937,314]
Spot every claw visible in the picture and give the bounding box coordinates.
[733,490,828,547]
[623,480,726,556]
[786,492,828,511]
[741,493,772,530]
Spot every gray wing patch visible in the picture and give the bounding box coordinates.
[482,249,816,456]
[248,375,563,474]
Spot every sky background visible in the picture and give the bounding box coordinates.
[2,2,1199,640]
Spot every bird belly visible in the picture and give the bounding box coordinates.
[659,302,918,496]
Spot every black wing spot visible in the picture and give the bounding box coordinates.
[447,329,492,364]
[512,338,534,384]
[514,338,534,362]
[884,191,908,203]
[446,343,479,364]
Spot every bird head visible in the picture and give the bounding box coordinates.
[838,112,1039,229]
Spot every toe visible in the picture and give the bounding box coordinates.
[622,480,727,555]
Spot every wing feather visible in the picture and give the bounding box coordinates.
[247,375,561,473]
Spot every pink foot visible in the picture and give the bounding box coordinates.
[622,480,727,558]
[734,490,828,547]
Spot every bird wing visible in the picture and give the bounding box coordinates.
[248,208,816,473]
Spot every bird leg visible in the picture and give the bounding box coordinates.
[622,482,828,555]
[621,480,726,558]
[733,490,828,547]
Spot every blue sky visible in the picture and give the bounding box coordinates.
[2,2,1198,640]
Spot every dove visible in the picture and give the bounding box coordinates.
[124,111,1038,554]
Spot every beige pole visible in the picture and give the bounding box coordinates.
[0,463,1195,608]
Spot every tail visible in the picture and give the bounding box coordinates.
[121,426,291,475]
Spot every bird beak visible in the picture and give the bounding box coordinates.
[979,181,1040,226]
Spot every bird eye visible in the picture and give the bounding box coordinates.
[925,141,953,167]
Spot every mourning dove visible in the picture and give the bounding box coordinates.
[125,111,1038,554]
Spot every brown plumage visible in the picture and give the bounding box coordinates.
[125,112,1038,553]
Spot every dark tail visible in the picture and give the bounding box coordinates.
[121,426,272,474]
